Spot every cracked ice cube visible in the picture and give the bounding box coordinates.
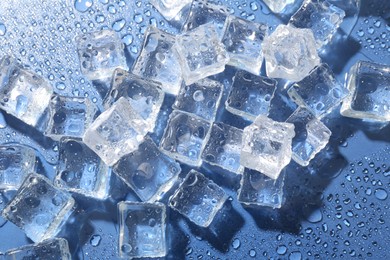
[150,0,192,20]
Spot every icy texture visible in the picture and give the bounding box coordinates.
[341,61,390,122]
[118,202,166,259]
[289,0,345,47]
[238,169,285,209]
[175,23,229,85]
[263,0,296,13]
[222,16,268,75]
[1,173,75,242]
[132,26,182,95]
[4,238,71,260]
[173,78,223,121]
[160,110,211,167]
[45,95,97,141]
[288,63,348,118]
[105,69,164,132]
[0,144,36,190]
[76,29,128,80]
[83,97,147,166]
[241,115,295,179]
[150,0,192,20]
[0,56,53,127]
[54,138,111,199]
[262,25,320,82]
[226,71,277,121]
[286,107,331,166]
[113,137,181,202]
[169,170,227,227]
[201,122,244,174]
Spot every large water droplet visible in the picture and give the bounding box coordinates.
[74,0,93,13]
[374,188,388,200]
[90,234,101,247]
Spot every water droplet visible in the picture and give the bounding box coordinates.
[277,245,287,255]
[134,14,143,24]
[74,0,93,13]
[289,251,302,260]
[90,234,101,247]
[374,188,387,200]
[122,34,133,45]
[112,19,126,32]
[249,249,256,257]
[0,23,6,36]
[232,238,241,249]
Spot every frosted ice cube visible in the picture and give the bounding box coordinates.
[288,63,348,118]
[341,61,390,122]
[173,78,223,121]
[241,115,295,179]
[175,23,229,85]
[0,56,53,127]
[83,97,148,166]
[286,107,331,166]
[263,0,296,13]
[76,29,128,80]
[262,25,320,82]
[54,138,111,199]
[1,173,75,242]
[169,169,227,227]
[118,202,167,259]
[0,144,36,190]
[226,71,277,121]
[150,0,192,20]
[222,16,268,75]
[113,137,181,202]
[159,110,211,167]
[132,26,182,95]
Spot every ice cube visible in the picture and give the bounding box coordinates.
[262,25,320,82]
[4,238,71,259]
[241,115,295,179]
[1,173,75,242]
[76,29,128,80]
[262,0,296,13]
[222,16,268,75]
[0,144,36,190]
[288,63,348,118]
[169,169,227,227]
[159,110,211,167]
[118,201,167,259]
[175,23,229,85]
[113,136,181,202]
[341,61,390,122]
[172,78,223,121]
[286,107,331,166]
[238,168,285,209]
[0,56,53,127]
[45,95,97,141]
[54,138,111,199]
[83,97,148,166]
[104,69,164,133]
[132,26,182,95]
[225,71,277,121]
[150,0,192,20]
[201,122,244,174]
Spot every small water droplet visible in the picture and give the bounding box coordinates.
[232,238,241,249]
[74,0,93,13]
[0,23,6,36]
[90,234,101,247]
[277,245,287,255]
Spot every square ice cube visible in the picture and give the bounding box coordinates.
[286,107,331,166]
[289,0,345,47]
[45,95,98,141]
[160,110,211,167]
[0,56,53,127]
[0,144,36,190]
[83,97,148,166]
[1,173,75,242]
[113,136,181,202]
[222,16,268,75]
[150,0,192,20]
[262,25,320,82]
[169,169,227,227]
[225,71,277,121]
[118,202,167,259]
[175,23,229,85]
[172,78,223,121]
[238,168,285,209]
[76,29,128,80]
[4,238,71,259]
[54,138,111,199]
[241,115,295,179]
[341,61,390,122]
[201,122,244,174]
[288,63,348,118]
[132,26,182,95]
[104,69,164,133]
[262,0,296,13]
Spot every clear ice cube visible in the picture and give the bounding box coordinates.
[262,0,296,13]
[150,0,193,20]
[241,115,295,179]
[169,169,227,227]
[262,25,320,82]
